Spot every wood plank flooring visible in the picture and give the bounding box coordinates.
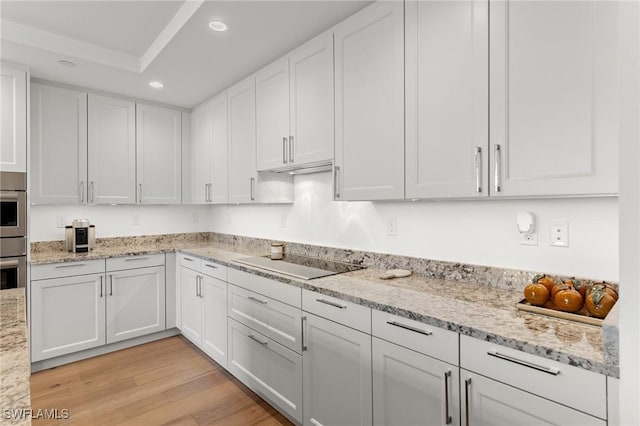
[30,336,293,426]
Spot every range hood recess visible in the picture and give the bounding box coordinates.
[264,160,333,175]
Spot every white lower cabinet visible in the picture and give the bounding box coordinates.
[302,312,372,426]
[106,266,166,343]
[178,256,228,367]
[228,318,303,423]
[372,339,459,426]
[31,272,105,362]
[460,371,605,426]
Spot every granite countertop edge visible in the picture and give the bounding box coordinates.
[30,243,619,378]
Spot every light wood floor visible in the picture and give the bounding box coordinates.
[30,336,293,426]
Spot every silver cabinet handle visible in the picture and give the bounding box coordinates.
[183,257,194,262]
[333,166,340,199]
[386,320,432,336]
[204,183,209,202]
[251,177,256,201]
[90,181,95,203]
[204,263,218,269]
[209,183,213,202]
[301,316,307,351]
[283,137,288,164]
[248,334,268,346]
[195,276,199,298]
[444,370,452,424]
[316,298,346,309]
[138,183,143,203]
[289,135,294,163]
[198,275,203,298]
[248,295,267,305]
[55,263,86,268]
[465,377,471,426]
[494,144,501,192]
[124,257,149,262]
[79,181,85,202]
[475,147,482,193]
[99,275,103,298]
[109,275,113,296]
[487,350,560,375]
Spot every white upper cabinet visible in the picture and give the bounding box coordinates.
[31,83,87,204]
[289,32,334,167]
[136,103,182,204]
[256,57,290,171]
[0,64,27,173]
[228,77,257,204]
[489,0,619,197]
[334,1,405,201]
[405,0,489,199]
[255,32,335,172]
[188,93,229,204]
[88,94,136,204]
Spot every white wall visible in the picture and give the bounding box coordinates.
[29,204,213,242]
[212,173,619,281]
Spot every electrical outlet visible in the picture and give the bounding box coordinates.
[521,233,538,246]
[550,220,569,247]
[56,216,65,228]
[132,215,141,226]
[386,217,397,236]
[192,213,199,223]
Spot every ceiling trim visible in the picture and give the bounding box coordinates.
[140,0,205,72]
[0,1,204,74]
[1,19,140,72]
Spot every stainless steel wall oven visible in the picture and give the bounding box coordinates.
[0,171,27,290]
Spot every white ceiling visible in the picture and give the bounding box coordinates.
[0,0,371,109]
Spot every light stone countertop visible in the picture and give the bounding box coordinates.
[30,239,619,377]
[0,288,31,426]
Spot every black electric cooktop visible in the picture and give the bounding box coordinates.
[234,254,364,280]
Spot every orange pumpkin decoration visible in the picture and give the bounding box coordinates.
[552,284,584,313]
[591,282,618,301]
[585,286,616,319]
[533,274,556,294]
[572,278,590,299]
[524,282,550,306]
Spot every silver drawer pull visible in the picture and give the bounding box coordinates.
[124,257,149,262]
[248,295,267,305]
[444,370,452,424]
[316,298,346,309]
[487,350,560,376]
[494,144,502,192]
[55,263,86,268]
[248,334,268,346]
[183,257,194,262]
[386,320,432,336]
[475,146,482,193]
[464,377,471,426]
[204,264,218,269]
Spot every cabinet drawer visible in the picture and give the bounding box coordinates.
[460,335,607,419]
[200,259,227,281]
[228,284,302,353]
[228,318,302,423]
[372,310,458,365]
[179,253,201,270]
[31,259,105,280]
[228,269,301,308]
[302,289,371,333]
[106,253,165,271]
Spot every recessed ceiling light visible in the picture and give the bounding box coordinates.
[58,60,76,67]
[149,81,164,89]
[208,20,228,32]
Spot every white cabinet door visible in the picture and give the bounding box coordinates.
[289,32,334,166]
[460,371,606,426]
[303,313,372,426]
[405,0,488,199]
[334,1,404,201]
[201,274,227,367]
[106,266,166,344]
[30,83,87,204]
[228,318,303,423]
[256,57,290,171]
[88,94,136,204]
[373,337,459,426]
[179,266,202,344]
[228,77,257,203]
[31,273,105,361]
[0,65,27,173]
[490,1,619,197]
[209,93,229,204]
[136,103,182,204]
[189,101,212,204]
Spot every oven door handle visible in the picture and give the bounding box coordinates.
[0,192,19,200]
[0,260,20,269]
